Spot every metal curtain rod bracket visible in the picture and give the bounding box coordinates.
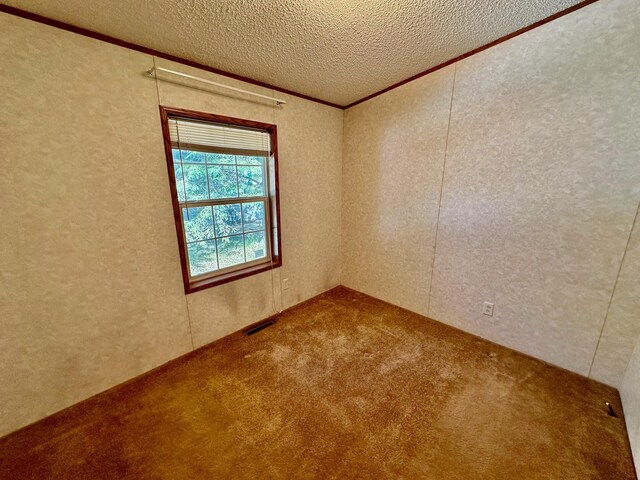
[147,66,287,105]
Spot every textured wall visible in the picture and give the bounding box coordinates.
[0,13,342,436]
[609,214,639,480]
[591,205,640,385]
[618,208,640,472]
[621,314,640,473]
[342,0,640,383]
[342,67,454,316]
[430,0,640,379]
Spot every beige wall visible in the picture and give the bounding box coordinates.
[619,208,640,471]
[343,0,640,384]
[342,66,454,316]
[0,13,342,436]
[622,346,640,474]
[593,205,640,385]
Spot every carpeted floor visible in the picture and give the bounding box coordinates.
[0,286,635,479]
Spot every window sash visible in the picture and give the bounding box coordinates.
[172,139,272,280]
[180,196,273,281]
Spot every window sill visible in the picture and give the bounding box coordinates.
[185,259,281,294]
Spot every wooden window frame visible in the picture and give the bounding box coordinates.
[159,106,282,294]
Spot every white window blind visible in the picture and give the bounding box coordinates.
[168,118,270,156]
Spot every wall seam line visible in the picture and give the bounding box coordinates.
[615,201,640,386]
[339,102,346,286]
[184,298,195,350]
[427,63,457,316]
[588,199,640,380]
[152,55,196,351]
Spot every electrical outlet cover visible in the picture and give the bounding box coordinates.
[483,302,494,316]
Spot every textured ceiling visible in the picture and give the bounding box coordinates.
[5,0,584,106]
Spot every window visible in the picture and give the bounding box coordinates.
[159,107,281,293]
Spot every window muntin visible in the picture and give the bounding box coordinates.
[174,148,270,278]
[160,108,281,293]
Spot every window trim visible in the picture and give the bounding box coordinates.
[159,106,282,294]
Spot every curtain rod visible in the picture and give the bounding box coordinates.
[147,66,287,105]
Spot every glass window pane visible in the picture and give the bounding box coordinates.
[187,240,218,276]
[183,164,208,201]
[242,202,265,232]
[213,204,243,238]
[237,166,264,197]
[236,155,264,166]
[208,165,238,199]
[182,207,214,243]
[180,150,205,163]
[206,153,235,164]
[174,164,185,202]
[217,235,245,269]
[245,232,267,261]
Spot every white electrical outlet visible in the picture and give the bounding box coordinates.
[282,278,290,290]
[482,302,494,316]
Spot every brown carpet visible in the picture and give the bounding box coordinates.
[0,286,635,479]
